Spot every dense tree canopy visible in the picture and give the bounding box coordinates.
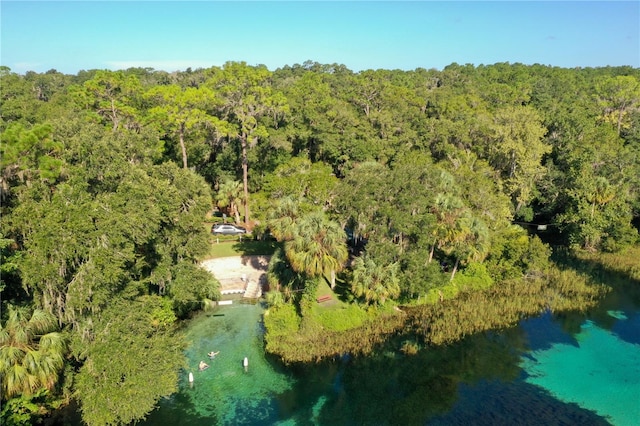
[1,61,638,425]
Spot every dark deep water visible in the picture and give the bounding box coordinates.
[134,276,640,426]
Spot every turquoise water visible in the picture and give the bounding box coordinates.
[141,283,640,426]
[145,303,293,425]
[520,319,640,426]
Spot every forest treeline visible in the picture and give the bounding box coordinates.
[1,61,639,425]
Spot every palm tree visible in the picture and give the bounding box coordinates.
[214,179,243,224]
[0,305,67,399]
[267,196,302,242]
[266,247,305,294]
[284,211,348,289]
[588,176,616,219]
[449,214,490,281]
[351,255,400,305]
[429,193,465,264]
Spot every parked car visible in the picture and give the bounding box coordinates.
[211,223,247,235]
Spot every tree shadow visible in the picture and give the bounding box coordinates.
[231,240,281,256]
[551,246,640,298]
[550,246,640,341]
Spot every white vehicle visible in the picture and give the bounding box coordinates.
[211,224,247,235]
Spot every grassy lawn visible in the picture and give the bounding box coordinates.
[202,237,281,259]
[315,279,337,302]
[200,221,280,259]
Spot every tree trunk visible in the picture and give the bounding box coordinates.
[233,203,241,225]
[179,123,188,169]
[330,270,336,290]
[111,99,119,131]
[241,132,250,224]
[428,238,436,264]
[450,258,459,281]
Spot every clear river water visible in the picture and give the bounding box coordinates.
[139,278,639,426]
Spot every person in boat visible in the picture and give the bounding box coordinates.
[199,360,209,371]
[208,351,220,359]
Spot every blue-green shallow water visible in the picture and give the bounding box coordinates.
[139,286,639,426]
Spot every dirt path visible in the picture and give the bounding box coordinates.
[200,255,270,295]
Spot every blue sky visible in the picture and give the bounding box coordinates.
[1,1,638,74]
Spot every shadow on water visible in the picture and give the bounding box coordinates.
[551,247,640,300]
[429,379,611,426]
[139,298,621,426]
[58,249,639,426]
[550,247,640,346]
[35,227,638,426]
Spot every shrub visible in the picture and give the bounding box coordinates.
[313,304,369,332]
[400,340,420,356]
[263,303,300,339]
[453,262,493,291]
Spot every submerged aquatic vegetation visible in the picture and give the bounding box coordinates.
[407,266,607,346]
[573,246,640,281]
[264,262,609,362]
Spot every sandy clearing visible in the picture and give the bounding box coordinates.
[200,255,270,294]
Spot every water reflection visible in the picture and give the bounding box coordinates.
[430,380,610,426]
[140,282,639,426]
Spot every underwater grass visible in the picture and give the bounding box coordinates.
[407,265,607,346]
[572,246,640,281]
[264,260,609,362]
[264,303,405,364]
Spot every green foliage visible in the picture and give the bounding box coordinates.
[399,340,420,356]
[0,237,22,295]
[267,208,348,292]
[264,290,285,308]
[144,84,229,169]
[204,61,285,224]
[283,210,348,288]
[485,225,550,281]
[264,303,404,363]
[571,246,640,281]
[409,266,606,346]
[168,262,220,317]
[139,295,177,328]
[0,306,67,400]
[312,303,370,332]
[71,70,142,131]
[444,152,514,230]
[73,298,185,426]
[263,303,301,339]
[350,255,401,305]
[452,262,494,291]
[266,196,305,242]
[400,253,448,300]
[484,106,550,212]
[261,157,338,208]
[266,247,305,292]
[9,157,212,325]
[0,389,56,426]
[214,179,244,224]
[0,122,63,189]
[596,75,640,135]
[2,62,640,412]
